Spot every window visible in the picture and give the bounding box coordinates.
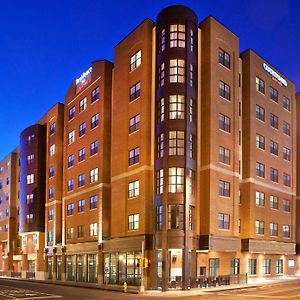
[283,147,291,161]
[68,130,75,144]
[189,64,196,87]
[256,191,265,206]
[189,206,195,230]
[256,77,265,94]
[27,134,35,144]
[91,87,100,103]
[189,134,195,159]
[128,214,139,230]
[156,206,163,231]
[90,140,98,156]
[283,225,290,238]
[79,122,86,137]
[50,144,55,156]
[219,81,230,100]
[270,140,278,156]
[238,219,241,233]
[168,205,184,229]
[283,96,290,111]
[270,114,278,129]
[156,169,163,195]
[158,63,165,87]
[159,28,165,52]
[49,166,54,177]
[91,113,99,129]
[219,146,230,164]
[283,121,290,136]
[67,227,74,239]
[78,148,86,162]
[169,95,185,119]
[130,50,141,71]
[255,220,264,234]
[26,194,34,204]
[90,168,98,183]
[218,213,230,229]
[263,259,271,275]
[78,199,85,213]
[256,162,265,178]
[276,259,283,274]
[129,147,140,165]
[270,168,278,183]
[169,131,184,156]
[5,208,9,216]
[170,24,185,48]
[68,154,74,168]
[27,154,34,165]
[78,174,86,187]
[256,105,265,121]
[130,82,141,101]
[169,59,185,83]
[270,195,278,209]
[49,187,54,198]
[128,180,139,198]
[283,199,291,212]
[219,113,231,133]
[67,179,74,191]
[283,173,291,187]
[219,49,230,69]
[67,203,74,216]
[219,180,230,197]
[209,258,220,277]
[50,123,56,135]
[158,98,165,122]
[270,87,278,102]
[47,232,53,243]
[6,177,9,185]
[270,222,278,236]
[5,224,8,232]
[77,225,84,238]
[69,106,75,120]
[79,97,87,112]
[27,174,34,184]
[190,29,194,52]
[129,114,140,134]
[90,195,98,209]
[26,214,33,224]
[48,209,54,221]
[157,133,164,158]
[189,99,195,122]
[168,167,184,193]
[256,134,265,150]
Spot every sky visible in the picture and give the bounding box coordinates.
[0,0,299,160]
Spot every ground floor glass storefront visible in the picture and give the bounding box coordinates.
[104,251,141,286]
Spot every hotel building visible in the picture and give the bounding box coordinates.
[0,4,299,291]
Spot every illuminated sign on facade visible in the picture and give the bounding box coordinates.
[76,67,93,93]
[263,63,287,87]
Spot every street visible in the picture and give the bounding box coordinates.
[1,278,300,299]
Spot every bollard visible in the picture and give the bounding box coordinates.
[123,282,127,293]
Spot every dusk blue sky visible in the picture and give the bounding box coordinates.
[0,0,299,160]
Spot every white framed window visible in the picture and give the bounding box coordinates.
[89,223,98,236]
[50,144,55,156]
[68,130,75,144]
[130,50,141,71]
[169,59,185,83]
[90,168,98,183]
[170,24,185,48]
[27,174,34,184]
[128,180,139,198]
[79,97,87,112]
[128,214,139,230]
[168,167,184,193]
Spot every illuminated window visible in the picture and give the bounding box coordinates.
[27,134,35,144]
[219,146,230,164]
[50,144,55,156]
[218,213,230,230]
[288,259,295,268]
[27,154,34,165]
[158,63,165,87]
[168,167,184,193]
[169,95,185,119]
[156,206,163,231]
[89,223,98,236]
[168,205,184,229]
[219,80,230,100]
[263,259,271,274]
[159,28,165,52]
[91,113,99,129]
[190,29,194,52]
[79,122,86,137]
[219,180,230,197]
[189,64,196,87]
[68,130,75,144]
[256,134,265,150]
[26,194,34,204]
[219,113,231,133]
[219,49,230,69]
[90,168,98,183]
[79,97,87,112]
[189,99,195,122]
[276,259,283,274]
[255,191,265,206]
[129,114,140,134]
[189,134,195,159]
[270,222,278,236]
[130,50,141,71]
[26,214,33,224]
[129,147,140,165]
[128,214,139,230]
[255,220,264,234]
[48,209,54,221]
[270,195,278,209]
[130,82,141,101]
[27,174,34,184]
[283,225,290,238]
[270,87,278,103]
[170,24,185,48]
[256,77,265,94]
[169,59,185,83]
[158,98,165,122]
[157,133,164,158]
[156,169,163,195]
[128,180,139,198]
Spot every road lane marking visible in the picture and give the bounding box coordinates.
[217,293,286,298]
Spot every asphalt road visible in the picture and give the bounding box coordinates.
[1,278,300,299]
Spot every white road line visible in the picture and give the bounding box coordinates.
[217,293,286,299]
[14,296,62,300]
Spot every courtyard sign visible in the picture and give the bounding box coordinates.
[263,63,287,87]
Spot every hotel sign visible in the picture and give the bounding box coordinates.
[76,66,93,93]
[263,63,287,87]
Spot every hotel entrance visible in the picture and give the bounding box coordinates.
[169,249,182,288]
